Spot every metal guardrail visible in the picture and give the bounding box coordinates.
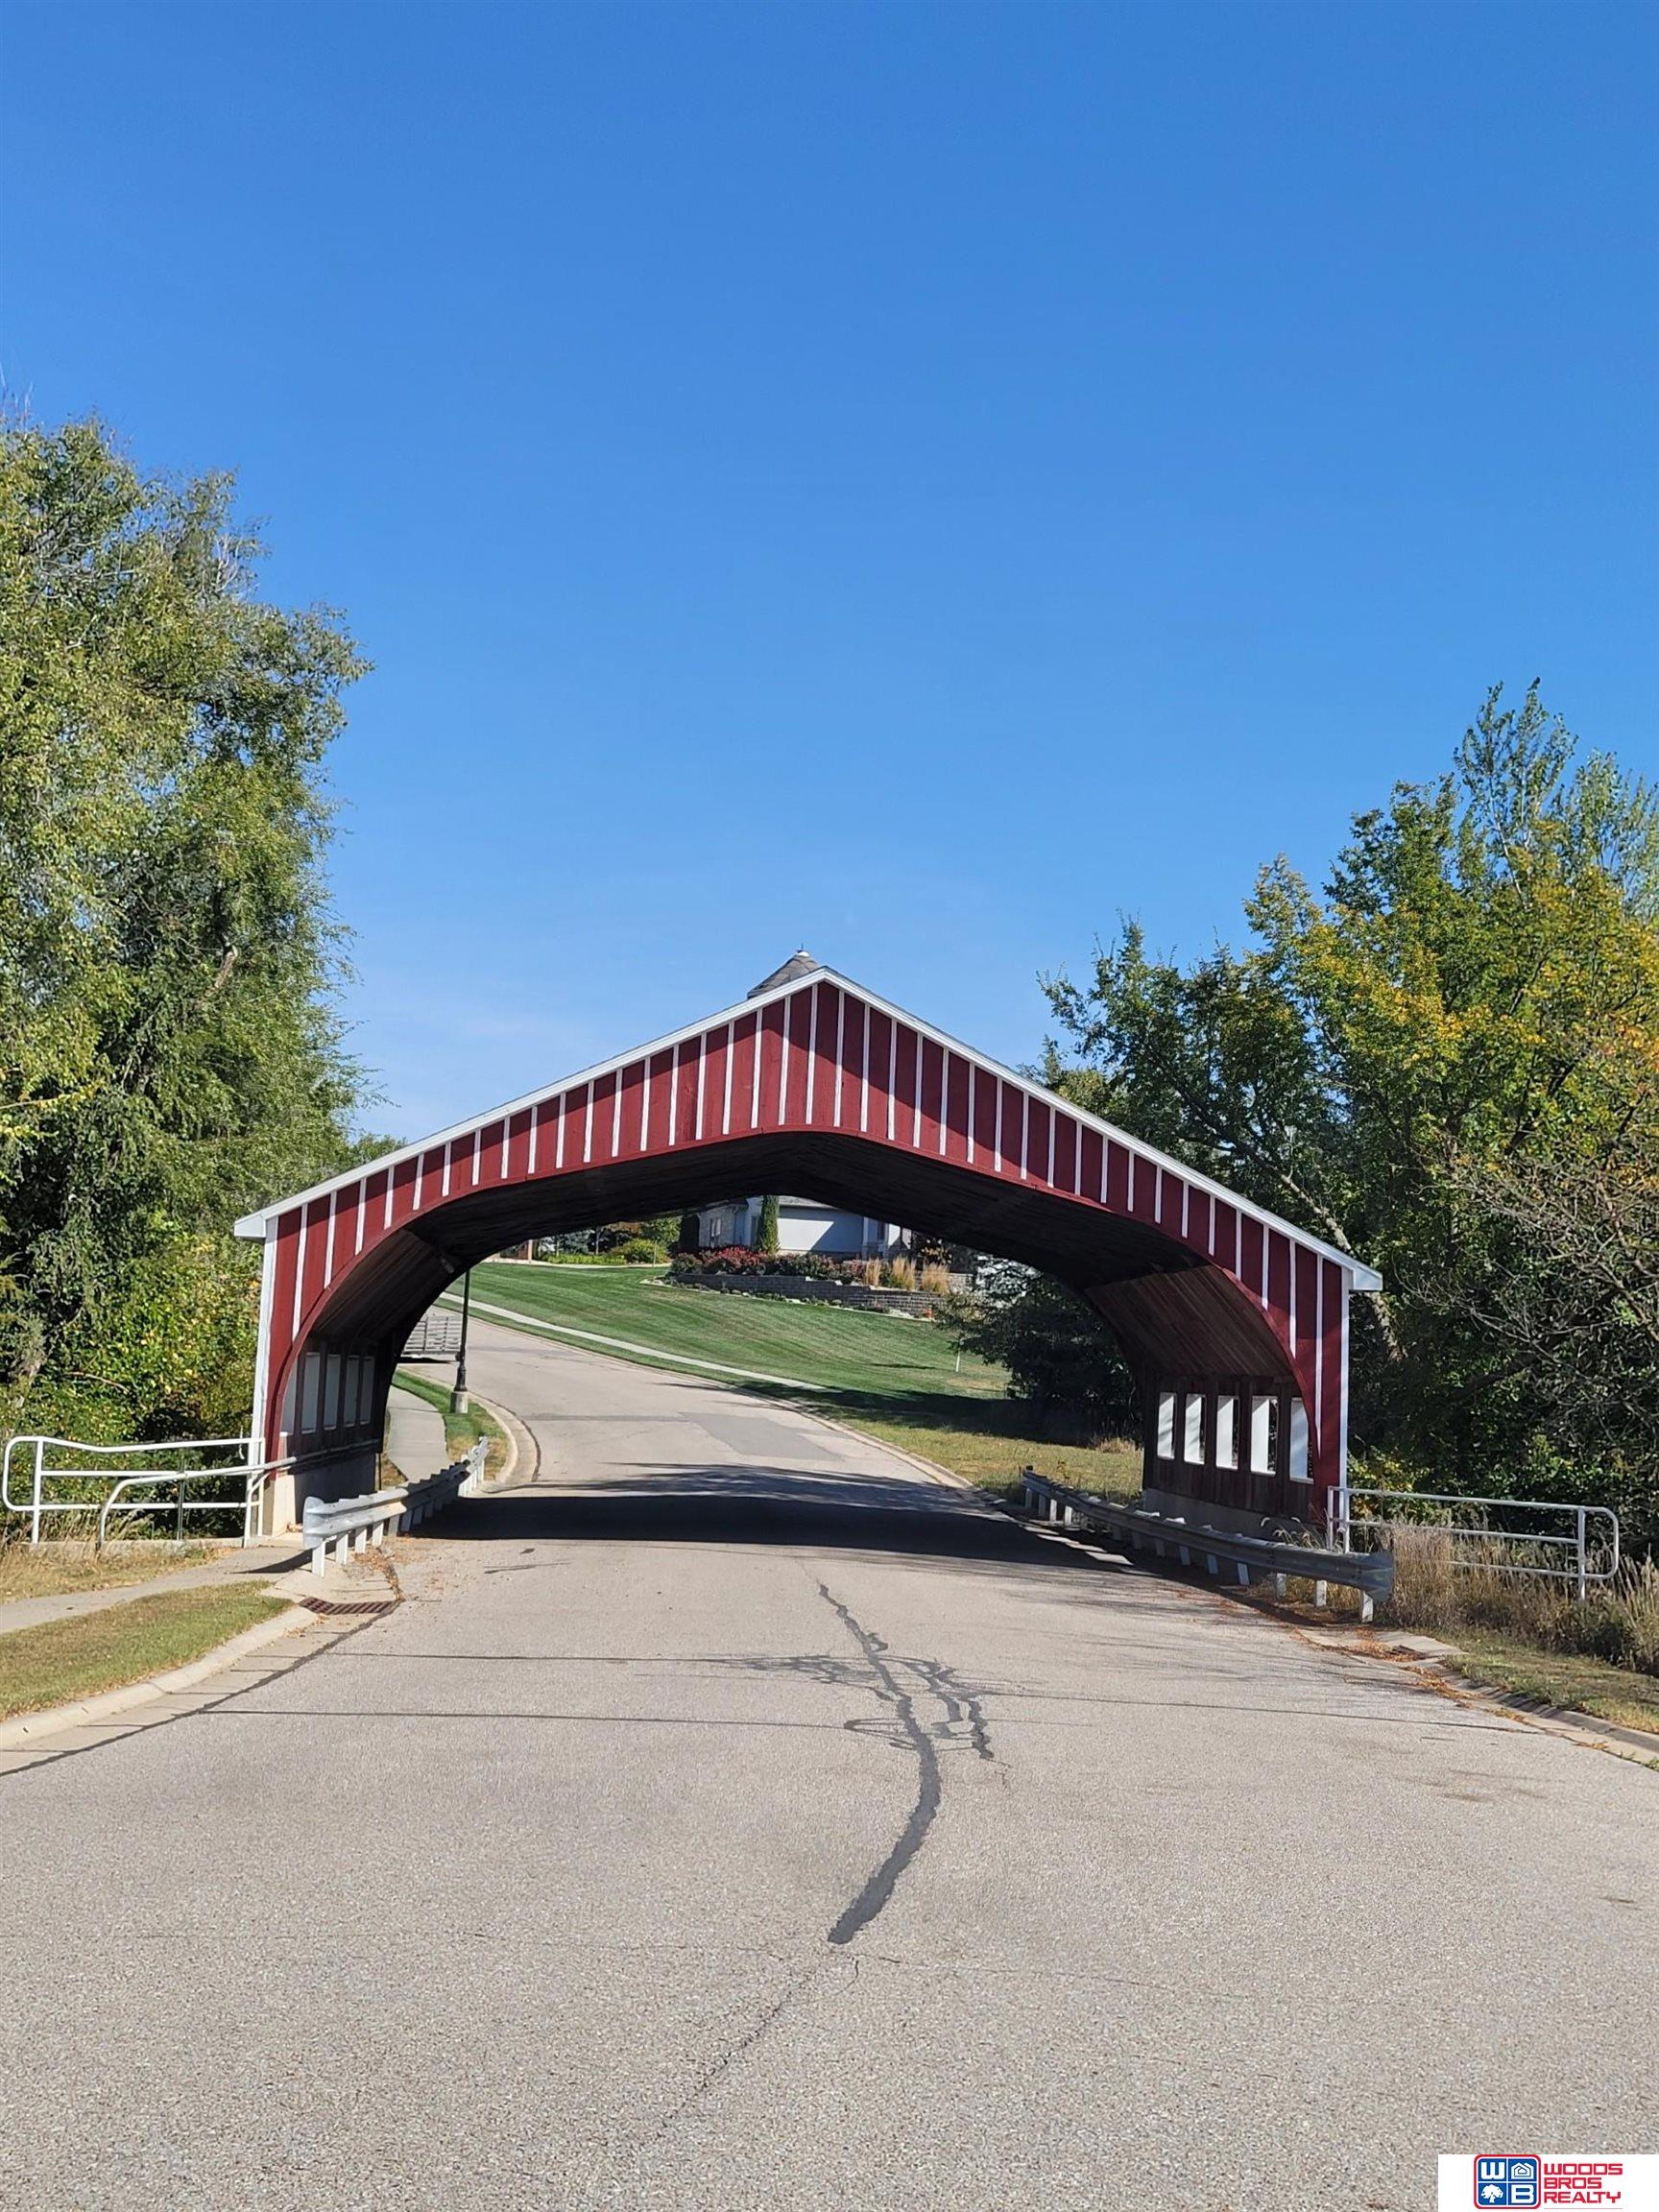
[300,1441,487,1575]
[402,1310,463,1359]
[3,1433,290,1548]
[1016,1468,1395,1620]
[1332,1483,1620,1602]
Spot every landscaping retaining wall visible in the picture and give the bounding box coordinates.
[691,1273,936,1317]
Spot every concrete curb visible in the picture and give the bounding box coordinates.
[470,1389,535,1489]
[1386,1651,1659,1765]
[0,1600,315,1749]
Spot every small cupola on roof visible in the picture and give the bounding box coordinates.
[748,950,821,998]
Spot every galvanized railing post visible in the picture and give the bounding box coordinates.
[30,1437,44,1545]
[1576,1505,1587,1602]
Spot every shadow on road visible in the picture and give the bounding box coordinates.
[427,1461,1136,1580]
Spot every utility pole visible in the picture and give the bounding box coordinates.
[451,1268,471,1414]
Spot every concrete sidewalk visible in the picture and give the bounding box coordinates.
[0,1541,306,1638]
[384,1381,451,1480]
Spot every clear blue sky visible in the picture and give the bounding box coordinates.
[4,2,1654,1139]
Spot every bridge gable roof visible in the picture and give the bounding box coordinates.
[233,962,1381,1290]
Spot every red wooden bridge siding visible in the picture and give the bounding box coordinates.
[240,968,1378,1527]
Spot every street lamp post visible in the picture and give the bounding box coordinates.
[451,1268,471,1415]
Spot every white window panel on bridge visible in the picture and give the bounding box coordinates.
[1250,1394,1275,1475]
[1288,1400,1310,1481]
[1157,1391,1176,1459]
[1183,1394,1205,1464]
[1215,1395,1238,1470]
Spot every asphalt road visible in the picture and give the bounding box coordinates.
[2,1317,1653,2210]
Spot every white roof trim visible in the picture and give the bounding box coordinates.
[234,964,1382,1290]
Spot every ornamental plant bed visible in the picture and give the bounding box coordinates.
[684,1271,937,1316]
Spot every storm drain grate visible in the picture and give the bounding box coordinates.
[296,1597,397,1618]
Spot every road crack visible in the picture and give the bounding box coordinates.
[816,1580,990,1946]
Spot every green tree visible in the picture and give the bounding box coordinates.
[0,416,372,1444]
[756,1194,781,1255]
[938,1263,1137,1442]
[1043,686,1659,1527]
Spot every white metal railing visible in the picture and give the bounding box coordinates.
[1331,1484,1621,1602]
[402,1309,463,1359]
[3,1433,291,1549]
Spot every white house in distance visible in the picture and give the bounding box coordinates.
[694,1196,911,1261]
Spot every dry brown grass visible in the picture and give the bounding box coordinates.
[1381,1527,1658,1670]
[0,1534,217,1603]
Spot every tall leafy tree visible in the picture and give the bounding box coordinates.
[0,417,373,1441]
[1043,686,1659,1526]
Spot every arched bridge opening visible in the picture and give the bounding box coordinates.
[235,958,1380,1537]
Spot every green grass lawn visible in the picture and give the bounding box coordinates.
[457,1262,1009,1397]
[391,1368,512,1478]
[0,1584,288,1719]
[455,1262,1142,1499]
[1444,1635,1659,1738]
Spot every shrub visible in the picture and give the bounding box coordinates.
[613,1238,668,1263]
[669,1247,834,1281]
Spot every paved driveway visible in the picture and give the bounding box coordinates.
[2,1318,1652,2210]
